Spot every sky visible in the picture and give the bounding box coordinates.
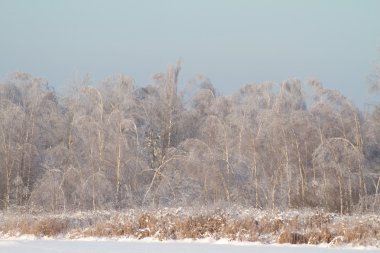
[1,0,380,107]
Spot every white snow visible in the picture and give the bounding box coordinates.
[0,238,378,253]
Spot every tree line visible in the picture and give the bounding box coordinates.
[1,63,380,214]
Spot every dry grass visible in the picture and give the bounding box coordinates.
[278,231,308,244]
[307,227,334,244]
[30,218,68,236]
[223,217,258,241]
[0,209,379,247]
[0,216,68,236]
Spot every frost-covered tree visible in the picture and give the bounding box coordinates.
[0,65,379,214]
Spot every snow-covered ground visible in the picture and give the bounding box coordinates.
[0,238,378,253]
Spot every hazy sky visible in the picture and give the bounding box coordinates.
[1,0,380,106]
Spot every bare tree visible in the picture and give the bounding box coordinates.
[0,66,379,214]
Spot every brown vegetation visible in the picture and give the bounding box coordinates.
[0,208,379,247]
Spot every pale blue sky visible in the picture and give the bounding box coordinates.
[1,0,380,106]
